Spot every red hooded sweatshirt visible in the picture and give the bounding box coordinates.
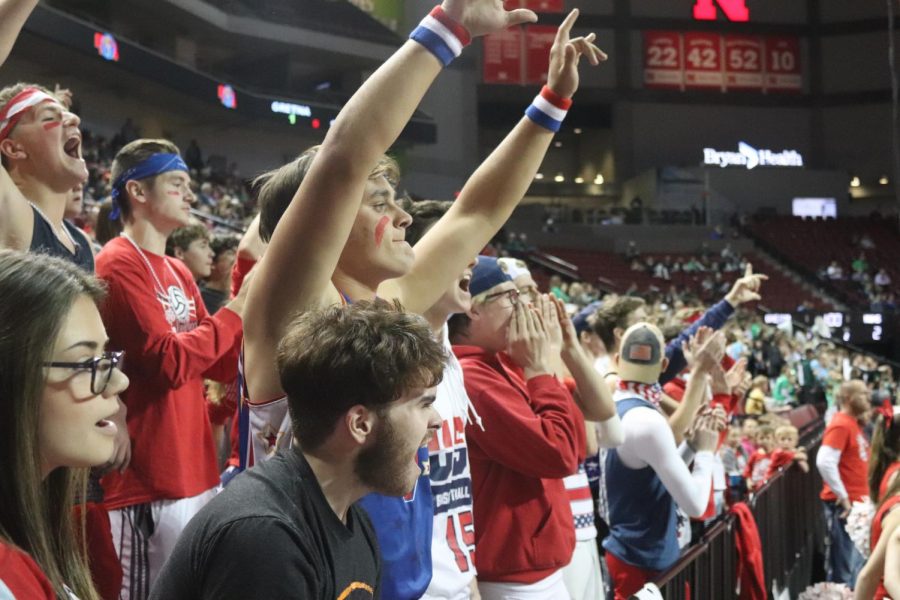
[453,345,583,584]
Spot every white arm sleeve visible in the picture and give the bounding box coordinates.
[678,441,695,465]
[596,413,624,448]
[816,445,848,501]
[618,407,714,518]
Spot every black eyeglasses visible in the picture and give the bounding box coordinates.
[44,350,125,395]
[483,288,520,306]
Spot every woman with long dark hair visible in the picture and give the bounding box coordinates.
[855,404,900,600]
[0,250,128,598]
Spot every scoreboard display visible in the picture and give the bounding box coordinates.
[764,311,893,345]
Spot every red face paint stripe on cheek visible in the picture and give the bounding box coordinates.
[42,122,61,131]
[374,216,390,247]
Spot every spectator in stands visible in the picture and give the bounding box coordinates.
[166,224,213,281]
[720,425,747,476]
[549,274,571,301]
[151,301,445,600]
[741,418,759,455]
[771,365,797,408]
[851,253,869,281]
[874,268,892,290]
[625,240,639,260]
[745,375,769,415]
[0,250,128,599]
[855,404,900,600]
[0,76,94,271]
[826,260,844,280]
[744,425,775,490]
[97,139,249,596]
[200,235,238,314]
[764,425,809,480]
[449,257,620,599]
[601,324,724,599]
[64,183,83,221]
[816,379,872,586]
[497,256,540,305]
[652,260,670,280]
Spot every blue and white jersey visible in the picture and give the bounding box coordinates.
[422,326,477,600]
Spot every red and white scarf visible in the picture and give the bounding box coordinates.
[616,380,663,409]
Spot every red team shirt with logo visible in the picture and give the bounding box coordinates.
[97,237,243,509]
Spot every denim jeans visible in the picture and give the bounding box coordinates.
[822,500,865,586]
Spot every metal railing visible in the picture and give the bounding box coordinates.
[653,415,826,599]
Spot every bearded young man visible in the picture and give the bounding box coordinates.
[151,301,446,599]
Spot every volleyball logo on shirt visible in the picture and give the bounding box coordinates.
[157,285,195,328]
[857,434,869,461]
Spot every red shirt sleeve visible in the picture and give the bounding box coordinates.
[231,256,257,298]
[0,544,55,599]
[100,256,243,390]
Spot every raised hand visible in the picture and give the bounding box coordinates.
[441,0,537,38]
[507,299,553,378]
[725,263,768,307]
[547,9,607,98]
[686,329,725,373]
[539,293,563,352]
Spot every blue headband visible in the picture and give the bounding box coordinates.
[109,153,189,220]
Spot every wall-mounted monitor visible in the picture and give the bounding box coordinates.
[792,197,836,218]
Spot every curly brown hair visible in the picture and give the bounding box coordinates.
[277,298,446,450]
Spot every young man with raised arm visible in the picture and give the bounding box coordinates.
[96,139,250,599]
[0,0,94,269]
[239,4,604,598]
[601,324,725,599]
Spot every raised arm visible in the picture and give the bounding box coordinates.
[550,295,622,445]
[243,0,535,401]
[0,0,41,250]
[0,0,37,66]
[660,264,765,383]
[667,328,724,444]
[383,9,605,314]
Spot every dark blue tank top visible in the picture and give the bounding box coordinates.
[29,206,94,273]
[602,397,680,571]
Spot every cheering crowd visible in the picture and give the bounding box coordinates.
[1,0,899,599]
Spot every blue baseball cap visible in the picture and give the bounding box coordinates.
[572,300,603,336]
[469,256,513,297]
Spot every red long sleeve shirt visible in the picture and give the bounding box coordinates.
[453,345,582,584]
[97,237,243,508]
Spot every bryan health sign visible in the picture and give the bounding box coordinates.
[703,142,804,169]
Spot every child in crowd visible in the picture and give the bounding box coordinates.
[772,365,797,408]
[741,418,759,456]
[744,425,776,490]
[744,375,769,415]
[720,425,748,476]
[766,424,809,479]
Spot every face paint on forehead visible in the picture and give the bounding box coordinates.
[374,216,390,248]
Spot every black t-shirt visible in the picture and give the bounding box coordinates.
[200,285,228,315]
[150,449,381,600]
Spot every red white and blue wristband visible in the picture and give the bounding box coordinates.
[525,86,573,133]
[410,6,471,67]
